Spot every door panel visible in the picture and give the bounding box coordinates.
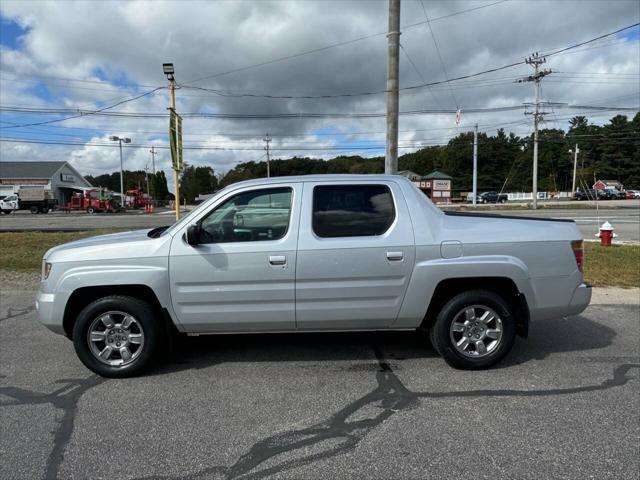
[295,181,415,330]
[169,183,301,332]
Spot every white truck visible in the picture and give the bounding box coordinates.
[15,187,57,214]
[36,175,592,377]
[0,194,19,214]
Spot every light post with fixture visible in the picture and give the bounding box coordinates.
[569,144,579,197]
[163,62,182,220]
[109,135,131,209]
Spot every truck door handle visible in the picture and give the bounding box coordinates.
[386,251,404,261]
[269,255,287,266]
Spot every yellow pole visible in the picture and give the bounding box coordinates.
[170,79,180,220]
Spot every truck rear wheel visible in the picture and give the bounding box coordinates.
[72,295,163,378]
[429,290,516,370]
[30,206,39,214]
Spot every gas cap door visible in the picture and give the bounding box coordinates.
[440,240,463,259]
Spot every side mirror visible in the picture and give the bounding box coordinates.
[186,224,201,246]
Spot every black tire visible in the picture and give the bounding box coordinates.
[429,290,516,370]
[30,206,39,214]
[41,207,49,214]
[72,295,163,378]
[86,206,95,214]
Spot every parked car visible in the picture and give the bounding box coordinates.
[626,190,640,199]
[575,189,614,200]
[604,188,626,199]
[479,191,508,204]
[37,175,591,377]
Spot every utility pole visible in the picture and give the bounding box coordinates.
[109,135,131,208]
[472,123,478,206]
[170,79,180,219]
[149,145,156,202]
[144,164,150,196]
[163,63,181,220]
[263,134,271,178]
[570,144,579,195]
[385,0,401,175]
[522,53,551,209]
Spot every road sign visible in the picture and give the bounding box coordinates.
[169,109,183,171]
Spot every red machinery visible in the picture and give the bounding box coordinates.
[66,188,119,214]
[124,188,153,209]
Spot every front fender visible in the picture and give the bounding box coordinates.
[394,255,534,328]
[41,258,181,333]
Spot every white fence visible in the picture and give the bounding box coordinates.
[506,191,572,201]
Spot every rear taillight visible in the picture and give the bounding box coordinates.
[572,240,584,272]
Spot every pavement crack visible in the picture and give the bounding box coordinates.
[158,351,639,480]
[0,305,35,323]
[0,376,106,480]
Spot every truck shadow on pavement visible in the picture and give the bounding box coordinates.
[156,312,617,375]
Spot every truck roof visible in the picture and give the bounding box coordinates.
[228,174,413,189]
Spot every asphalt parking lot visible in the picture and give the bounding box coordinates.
[1,282,638,480]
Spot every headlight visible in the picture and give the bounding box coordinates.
[43,261,52,280]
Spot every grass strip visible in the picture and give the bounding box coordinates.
[0,231,637,288]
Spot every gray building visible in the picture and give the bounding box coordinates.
[0,161,93,204]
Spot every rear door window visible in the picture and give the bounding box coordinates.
[312,184,395,238]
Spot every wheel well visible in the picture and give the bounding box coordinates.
[422,277,529,337]
[63,285,165,338]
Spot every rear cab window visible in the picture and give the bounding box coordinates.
[312,184,395,238]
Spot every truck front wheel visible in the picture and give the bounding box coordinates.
[72,295,163,378]
[429,290,516,370]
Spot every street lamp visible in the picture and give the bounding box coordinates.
[163,62,181,220]
[569,144,579,196]
[109,135,131,208]
[163,63,175,81]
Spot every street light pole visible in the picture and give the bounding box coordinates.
[472,123,478,206]
[263,134,271,178]
[109,136,131,208]
[118,139,124,204]
[163,62,181,220]
[570,144,579,196]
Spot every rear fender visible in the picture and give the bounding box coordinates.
[394,255,534,328]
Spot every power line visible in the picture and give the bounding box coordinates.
[1,103,636,120]
[0,87,165,129]
[180,0,510,86]
[399,43,445,109]
[542,23,640,57]
[418,0,458,108]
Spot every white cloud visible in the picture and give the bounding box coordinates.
[0,0,638,192]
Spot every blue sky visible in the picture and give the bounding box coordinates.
[0,16,26,49]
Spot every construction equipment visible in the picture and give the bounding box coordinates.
[124,188,153,209]
[66,188,119,214]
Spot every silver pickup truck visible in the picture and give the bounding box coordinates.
[36,175,591,377]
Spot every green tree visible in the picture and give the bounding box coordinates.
[179,165,218,203]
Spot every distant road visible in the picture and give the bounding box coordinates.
[478,207,639,243]
[1,203,638,243]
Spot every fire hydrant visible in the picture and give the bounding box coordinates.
[599,221,614,247]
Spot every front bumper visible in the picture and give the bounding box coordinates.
[566,282,592,316]
[35,290,65,335]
